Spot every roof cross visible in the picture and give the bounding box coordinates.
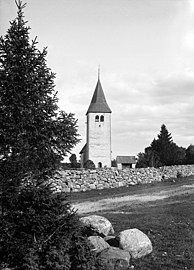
[98,65,100,81]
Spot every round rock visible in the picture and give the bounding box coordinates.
[88,235,110,253]
[117,228,153,259]
[97,247,131,270]
[80,215,114,236]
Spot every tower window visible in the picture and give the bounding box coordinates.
[98,162,102,168]
[95,115,99,122]
[100,115,104,122]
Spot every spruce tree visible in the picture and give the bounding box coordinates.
[149,124,186,166]
[0,1,97,269]
[151,124,173,165]
[136,124,186,167]
[0,0,79,212]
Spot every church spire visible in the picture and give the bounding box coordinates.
[86,69,112,114]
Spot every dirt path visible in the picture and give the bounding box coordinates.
[72,183,194,214]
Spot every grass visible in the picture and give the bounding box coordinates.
[69,177,194,270]
[103,193,194,270]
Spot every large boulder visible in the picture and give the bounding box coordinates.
[117,228,153,259]
[88,235,110,253]
[80,215,114,236]
[97,247,131,270]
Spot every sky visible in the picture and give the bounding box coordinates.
[1,0,194,161]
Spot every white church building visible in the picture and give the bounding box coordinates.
[80,74,112,168]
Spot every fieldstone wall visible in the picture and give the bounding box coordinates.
[52,165,194,193]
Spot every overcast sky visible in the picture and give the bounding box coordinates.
[1,0,194,160]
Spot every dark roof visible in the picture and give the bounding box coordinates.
[79,143,87,154]
[86,79,112,114]
[116,156,136,164]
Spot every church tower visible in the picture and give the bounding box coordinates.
[80,72,112,168]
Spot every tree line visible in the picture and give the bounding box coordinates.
[136,124,194,168]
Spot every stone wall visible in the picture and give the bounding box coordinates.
[52,165,194,193]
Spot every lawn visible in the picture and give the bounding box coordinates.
[102,193,194,270]
[69,177,194,270]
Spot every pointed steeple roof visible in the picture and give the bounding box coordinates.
[86,75,112,114]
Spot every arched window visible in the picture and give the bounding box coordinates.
[95,115,99,122]
[98,162,102,168]
[100,115,104,122]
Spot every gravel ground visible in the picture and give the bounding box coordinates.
[71,181,194,214]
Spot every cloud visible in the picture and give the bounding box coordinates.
[188,0,194,14]
[183,31,194,50]
[106,70,194,154]
[181,0,194,51]
[150,73,194,104]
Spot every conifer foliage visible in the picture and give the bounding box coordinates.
[150,124,174,165]
[0,1,96,269]
[0,183,97,270]
[0,0,79,211]
[0,0,79,186]
[136,124,186,168]
[185,144,194,164]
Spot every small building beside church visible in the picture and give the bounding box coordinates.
[80,74,112,168]
[116,156,136,169]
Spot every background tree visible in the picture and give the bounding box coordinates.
[136,152,147,168]
[69,153,79,168]
[169,144,186,165]
[136,124,186,167]
[185,144,194,164]
[151,124,174,165]
[136,148,161,168]
[0,2,97,269]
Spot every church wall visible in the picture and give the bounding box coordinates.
[87,113,111,167]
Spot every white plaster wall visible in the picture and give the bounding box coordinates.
[87,113,111,167]
[117,163,136,169]
[117,163,122,170]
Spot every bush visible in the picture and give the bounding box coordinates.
[0,182,97,270]
[84,160,95,169]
